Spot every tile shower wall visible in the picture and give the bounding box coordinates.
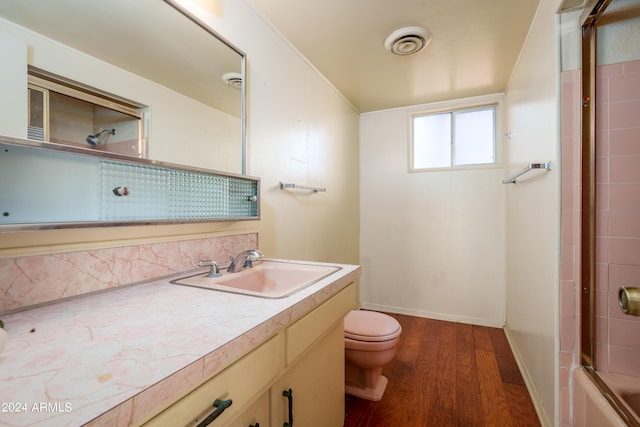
[594,59,640,376]
[560,59,640,426]
[0,233,257,313]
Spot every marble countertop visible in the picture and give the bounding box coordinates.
[0,259,360,426]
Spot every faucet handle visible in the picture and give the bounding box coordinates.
[249,249,264,260]
[244,250,264,268]
[198,260,222,277]
[228,249,264,272]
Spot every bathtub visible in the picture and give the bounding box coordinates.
[573,367,640,427]
[599,372,640,422]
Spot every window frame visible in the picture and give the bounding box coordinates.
[408,94,503,173]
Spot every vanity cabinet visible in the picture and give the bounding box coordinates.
[143,333,283,427]
[269,280,356,427]
[270,323,345,427]
[142,282,356,427]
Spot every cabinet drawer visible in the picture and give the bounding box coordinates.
[286,283,356,365]
[144,333,283,427]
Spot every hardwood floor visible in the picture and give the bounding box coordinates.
[344,313,541,427]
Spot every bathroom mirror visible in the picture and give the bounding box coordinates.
[0,0,245,174]
[0,0,260,229]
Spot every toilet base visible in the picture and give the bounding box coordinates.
[345,375,389,401]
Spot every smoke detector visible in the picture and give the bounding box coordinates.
[222,72,243,89]
[384,26,432,56]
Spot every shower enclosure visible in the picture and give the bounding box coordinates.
[579,0,640,425]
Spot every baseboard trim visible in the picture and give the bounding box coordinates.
[503,325,552,427]
[359,302,505,328]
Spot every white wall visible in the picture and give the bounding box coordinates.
[178,0,361,265]
[503,0,561,425]
[359,96,506,327]
[0,32,27,138]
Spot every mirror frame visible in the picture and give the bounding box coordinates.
[165,0,248,176]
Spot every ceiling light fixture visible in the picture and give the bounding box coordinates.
[222,72,243,89]
[384,26,432,56]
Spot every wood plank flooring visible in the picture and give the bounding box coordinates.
[344,313,541,427]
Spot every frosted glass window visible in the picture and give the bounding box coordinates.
[454,108,495,166]
[412,113,451,169]
[411,106,496,170]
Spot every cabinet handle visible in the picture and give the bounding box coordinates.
[195,398,233,427]
[282,388,293,427]
[249,424,260,427]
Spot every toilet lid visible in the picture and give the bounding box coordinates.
[344,310,402,342]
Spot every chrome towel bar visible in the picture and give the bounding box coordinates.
[502,161,552,184]
[279,182,326,193]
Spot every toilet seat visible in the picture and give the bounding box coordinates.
[344,310,401,342]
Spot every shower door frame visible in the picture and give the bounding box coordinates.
[579,1,640,425]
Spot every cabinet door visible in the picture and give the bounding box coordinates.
[271,322,344,427]
[227,391,270,427]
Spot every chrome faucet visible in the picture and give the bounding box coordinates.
[198,260,222,277]
[227,249,264,273]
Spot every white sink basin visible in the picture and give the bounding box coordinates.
[171,260,341,298]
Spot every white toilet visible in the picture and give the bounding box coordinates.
[343,310,402,401]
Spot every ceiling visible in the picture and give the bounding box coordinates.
[249,0,541,113]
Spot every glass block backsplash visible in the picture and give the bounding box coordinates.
[100,160,258,221]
